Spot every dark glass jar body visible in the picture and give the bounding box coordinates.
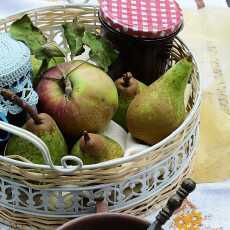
[0,113,10,154]
[0,111,28,155]
[100,16,182,85]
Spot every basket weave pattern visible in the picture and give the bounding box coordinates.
[0,5,201,229]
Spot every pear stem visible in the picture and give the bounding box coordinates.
[122,72,132,87]
[186,55,193,62]
[83,131,90,144]
[0,89,42,125]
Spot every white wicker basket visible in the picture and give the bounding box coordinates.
[0,5,201,229]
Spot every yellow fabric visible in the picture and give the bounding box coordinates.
[192,86,230,182]
[180,8,230,182]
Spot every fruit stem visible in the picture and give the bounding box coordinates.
[67,58,91,77]
[83,131,90,143]
[122,72,132,87]
[0,89,42,125]
[186,55,193,62]
[64,77,72,98]
[55,63,73,98]
[52,58,92,97]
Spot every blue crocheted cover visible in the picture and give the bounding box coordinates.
[0,112,9,142]
[0,33,38,115]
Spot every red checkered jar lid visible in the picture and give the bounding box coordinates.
[99,0,183,39]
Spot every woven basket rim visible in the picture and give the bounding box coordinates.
[0,5,201,171]
[0,4,97,24]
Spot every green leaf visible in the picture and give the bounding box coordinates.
[10,15,47,55]
[63,18,85,58]
[31,56,64,87]
[82,32,118,72]
[31,55,43,77]
[48,57,65,69]
[31,56,48,87]
[35,42,66,60]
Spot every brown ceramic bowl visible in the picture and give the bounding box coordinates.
[57,213,150,230]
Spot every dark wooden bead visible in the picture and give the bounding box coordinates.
[167,194,183,212]
[177,178,196,199]
[147,178,196,230]
[181,178,196,193]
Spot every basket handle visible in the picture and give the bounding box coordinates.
[0,120,83,174]
[65,0,92,4]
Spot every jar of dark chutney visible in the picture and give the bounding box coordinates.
[99,0,183,85]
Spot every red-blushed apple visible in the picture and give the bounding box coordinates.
[36,60,118,139]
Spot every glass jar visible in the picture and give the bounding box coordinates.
[0,112,9,154]
[99,0,183,85]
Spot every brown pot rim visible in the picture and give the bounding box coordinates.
[57,213,150,230]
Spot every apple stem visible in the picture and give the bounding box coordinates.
[64,77,72,98]
[67,58,91,77]
[0,89,42,125]
[83,131,90,144]
[52,58,93,98]
[54,63,73,98]
[122,72,132,87]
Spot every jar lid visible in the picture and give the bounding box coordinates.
[99,0,183,39]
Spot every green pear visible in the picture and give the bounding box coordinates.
[2,90,67,165]
[127,58,193,145]
[113,72,147,129]
[71,131,123,164]
[6,113,67,164]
